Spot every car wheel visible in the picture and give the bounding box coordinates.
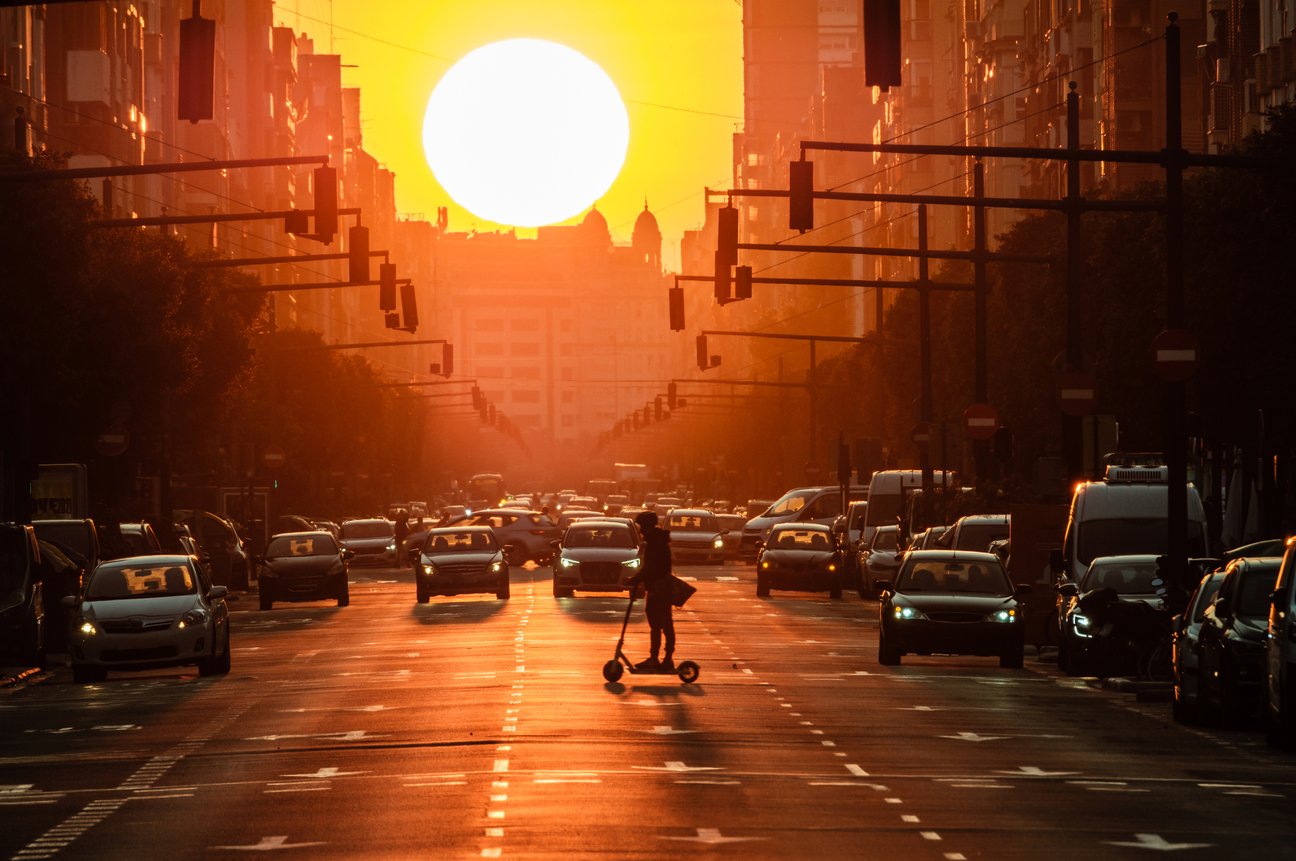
[553,583,572,598]
[507,548,528,568]
[756,574,770,598]
[259,589,273,611]
[497,576,511,600]
[878,630,901,666]
[829,582,843,600]
[1173,687,1196,724]
[1000,644,1024,669]
[416,589,430,604]
[337,585,350,608]
[22,613,45,669]
[72,665,106,684]
[1218,663,1242,729]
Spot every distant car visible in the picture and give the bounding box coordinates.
[911,526,948,549]
[756,522,845,599]
[1055,554,1163,676]
[179,510,252,590]
[1196,556,1280,726]
[877,550,1029,668]
[654,496,683,513]
[832,501,870,589]
[942,514,1010,552]
[663,509,725,564]
[416,526,509,602]
[1171,568,1228,723]
[551,520,642,598]
[338,518,398,567]
[0,524,45,668]
[558,509,604,531]
[716,514,746,560]
[462,509,560,566]
[66,554,231,683]
[258,531,352,610]
[857,524,902,598]
[603,494,630,516]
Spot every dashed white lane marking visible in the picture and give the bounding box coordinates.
[886,797,902,804]
[845,765,869,777]
[944,854,968,860]
[902,814,920,823]
[921,832,942,841]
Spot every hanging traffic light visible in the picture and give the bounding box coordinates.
[696,334,709,371]
[789,159,814,232]
[178,6,215,123]
[714,251,731,304]
[669,286,685,331]
[654,396,664,422]
[313,166,338,243]
[471,385,483,409]
[717,203,738,267]
[379,263,396,311]
[400,282,418,333]
[667,382,678,410]
[735,265,753,301]
[441,344,453,377]
[863,0,903,90]
[348,225,370,283]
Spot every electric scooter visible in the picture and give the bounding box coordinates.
[602,588,700,684]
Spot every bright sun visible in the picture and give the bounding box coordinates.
[422,39,630,228]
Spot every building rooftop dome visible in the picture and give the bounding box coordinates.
[633,202,660,240]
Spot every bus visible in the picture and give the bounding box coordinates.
[467,473,506,508]
[863,470,958,546]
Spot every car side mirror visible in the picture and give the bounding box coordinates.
[341,549,356,561]
[1170,613,1183,631]
[1013,583,1032,599]
[1057,582,1079,598]
[874,580,893,594]
[207,585,229,600]
[61,595,78,609]
[549,539,561,550]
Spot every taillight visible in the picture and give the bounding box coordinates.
[530,529,548,536]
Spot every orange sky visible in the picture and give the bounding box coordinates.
[279,1,744,270]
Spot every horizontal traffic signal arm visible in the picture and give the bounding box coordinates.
[273,338,443,351]
[675,274,975,293]
[395,391,475,400]
[699,329,882,346]
[730,185,1161,215]
[378,376,466,389]
[91,208,361,230]
[671,377,867,389]
[736,241,1051,266]
[798,139,1270,171]
[231,278,409,294]
[0,154,331,182]
[189,250,388,268]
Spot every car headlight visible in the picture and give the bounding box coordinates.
[893,605,926,621]
[712,536,725,549]
[422,563,437,577]
[490,561,506,573]
[986,608,1017,623]
[178,608,210,629]
[559,557,579,569]
[622,558,642,569]
[77,619,99,636]
[826,562,837,572]
[385,541,397,553]
[1072,612,1093,637]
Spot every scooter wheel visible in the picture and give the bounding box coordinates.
[602,660,624,683]
[677,660,700,684]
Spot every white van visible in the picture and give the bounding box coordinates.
[1059,468,1209,584]
[862,470,958,548]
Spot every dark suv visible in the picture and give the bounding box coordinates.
[0,524,45,667]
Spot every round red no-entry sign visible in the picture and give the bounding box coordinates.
[1152,329,1199,382]
[963,403,999,440]
[1057,372,1097,417]
[95,425,129,457]
[911,422,931,445]
[262,444,286,470]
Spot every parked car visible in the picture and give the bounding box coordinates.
[756,522,845,599]
[98,522,161,560]
[1266,538,1296,747]
[716,514,746,560]
[551,519,642,598]
[258,531,352,610]
[663,509,725,564]
[338,518,399,567]
[414,526,510,602]
[857,524,902,598]
[741,486,868,560]
[0,524,45,667]
[31,518,100,577]
[1171,568,1228,723]
[1196,556,1280,726]
[66,554,231,683]
[177,510,252,590]
[876,550,1029,668]
[911,526,949,550]
[1055,554,1164,676]
[464,509,560,566]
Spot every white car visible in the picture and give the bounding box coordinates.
[67,554,231,683]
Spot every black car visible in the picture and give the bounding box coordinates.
[1171,569,1227,723]
[756,522,846,599]
[416,526,510,602]
[258,531,353,610]
[0,524,45,667]
[1197,556,1280,726]
[1055,554,1163,676]
[877,550,1030,668]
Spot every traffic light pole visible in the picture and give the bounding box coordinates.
[0,154,329,182]
[91,207,361,230]
[189,250,388,268]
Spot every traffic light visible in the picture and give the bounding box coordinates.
[669,286,685,331]
[348,225,370,283]
[488,404,497,425]
[441,344,453,377]
[379,263,396,311]
[178,9,215,122]
[471,385,483,409]
[696,334,709,371]
[735,265,753,301]
[400,282,418,332]
[717,204,738,267]
[714,250,731,303]
[384,312,400,329]
[632,411,641,431]
[789,159,814,232]
[313,166,338,243]
[667,382,678,410]
[863,0,903,90]
[654,396,664,422]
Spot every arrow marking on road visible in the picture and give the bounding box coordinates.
[282,768,366,779]
[997,766,1080,777]
[634,761,723,773]
[1105,834,1214,851]
[940,732,1008,742]
[899,705,943,711]
[212,836,328,851]
[246,730,385,742]
[659,829,765,845]
[644,726,696,735]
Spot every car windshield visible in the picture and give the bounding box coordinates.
[898,560,1011,594]
[1236,567,1280,617]
[266,535,339,557]
[772,529,832,549]
[87,563,195,600]
[765,490,813,517]
[1190,575,1226,621]
[1082,559,1159,593]
[667,513,717,532]
[872,529,899,551]
[564,526,636,549]
[1077,519,1207,566]
[954,522,1009,552]
[426,531,498,552]
[340,521,394,540]
[848,504,869,530]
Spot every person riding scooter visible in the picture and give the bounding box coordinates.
[628,510,674,671]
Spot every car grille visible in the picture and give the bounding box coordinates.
[102,619,173,634]
[925,611,984,623]
[103,646,179,662]
[582,561,622,584]
[435,560,491,578]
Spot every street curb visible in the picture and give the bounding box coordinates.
[1101,677,1173,694]
[1,666,44,688]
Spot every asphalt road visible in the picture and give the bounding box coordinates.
[2,561,1294,860]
